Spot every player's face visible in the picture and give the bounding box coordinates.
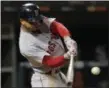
[32,21,41,28]
[30,21,41,31]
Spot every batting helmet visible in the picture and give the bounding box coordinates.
[20,3,42,23]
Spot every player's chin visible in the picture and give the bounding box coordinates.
[31,27,41,33]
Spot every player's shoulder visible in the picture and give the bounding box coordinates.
[42,15,56,28]
[43,16,56,22]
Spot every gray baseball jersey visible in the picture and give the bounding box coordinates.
[19,17,67,87]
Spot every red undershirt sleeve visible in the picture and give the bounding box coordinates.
[50,21,71,38]
[42,55,66,68]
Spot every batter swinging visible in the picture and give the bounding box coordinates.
[19,2,77,87]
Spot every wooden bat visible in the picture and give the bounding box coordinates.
[59,54,74,86]
[66,54,74,86]
[59,35,75,86]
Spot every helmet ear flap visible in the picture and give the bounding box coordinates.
[20,3,42,22]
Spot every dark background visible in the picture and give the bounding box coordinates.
[1,1,108,88]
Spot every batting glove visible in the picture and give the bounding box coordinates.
[64,36,77,56]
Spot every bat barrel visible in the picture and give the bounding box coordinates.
[66,54,74,86]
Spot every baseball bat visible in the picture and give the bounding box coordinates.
[59,35,75,86]
[66,54,74,86]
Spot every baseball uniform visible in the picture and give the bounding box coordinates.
[19,17,68,87]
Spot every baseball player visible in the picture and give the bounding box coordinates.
[19,2,77,87]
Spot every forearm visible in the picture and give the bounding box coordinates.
[42,55,69,68]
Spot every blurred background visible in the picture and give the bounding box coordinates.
[1,1,108,88]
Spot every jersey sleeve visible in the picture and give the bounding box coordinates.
[50,21,71,38]
[42,16,70,38]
